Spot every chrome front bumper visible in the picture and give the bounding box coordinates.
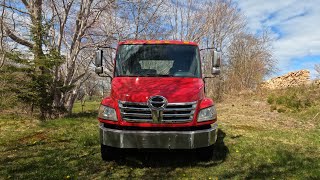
[99,123,218,149]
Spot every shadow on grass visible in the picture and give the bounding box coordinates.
[1,145,87,179]
[221,150,320,179]
[105,129,229,179]
[0,127,228,179]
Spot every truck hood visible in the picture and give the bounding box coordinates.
[111,77,204,103]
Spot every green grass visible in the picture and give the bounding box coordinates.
[1,99,320,179]
[72,100,101,113]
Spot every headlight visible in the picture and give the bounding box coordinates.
[197,106,217,122]
[98,105,117,121]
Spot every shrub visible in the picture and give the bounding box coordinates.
[267,86,319,112]
[267,95,275,104]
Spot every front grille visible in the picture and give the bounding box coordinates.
[119,101,197,123]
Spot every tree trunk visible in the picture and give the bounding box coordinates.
[65,89,79,114]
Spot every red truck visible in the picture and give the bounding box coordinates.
[95,40,221,160]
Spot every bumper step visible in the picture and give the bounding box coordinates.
[100,123,218,149]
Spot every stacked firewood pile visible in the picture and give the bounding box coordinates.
[314,79,320,86]
[261,70,311,89]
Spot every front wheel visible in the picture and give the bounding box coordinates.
[101,144,122,161]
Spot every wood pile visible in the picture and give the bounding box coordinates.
[314,79,320,86]
[261,70,311,89]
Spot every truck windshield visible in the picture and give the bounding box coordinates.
[115,44,201,78]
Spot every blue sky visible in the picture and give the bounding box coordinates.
[236,0,320,79]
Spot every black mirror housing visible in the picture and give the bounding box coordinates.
[212,51,221,75]
[95,50,103,67]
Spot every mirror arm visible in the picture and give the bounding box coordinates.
[97,73,113,80]
[96,46,116,50]
[203,76,216,80]
[199,47,216,52]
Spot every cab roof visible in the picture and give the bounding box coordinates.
[118,40,198,46]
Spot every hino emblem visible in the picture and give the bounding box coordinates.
[147,96,168,123]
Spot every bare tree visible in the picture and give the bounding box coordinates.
[225,31,275,91]
[199,0,246,97]
[168,0,205,41]
[115,0,167,40]
[0,0,114,117]
[203,0,245,50]
[167,0,244,46]
[46,0,115,113]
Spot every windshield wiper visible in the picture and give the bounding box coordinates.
[117,74,174,77]
[143,74,174,77]
[117,75,140,77]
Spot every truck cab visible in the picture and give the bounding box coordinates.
[95,40,221,160]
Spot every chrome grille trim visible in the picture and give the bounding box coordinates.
[121,107,150,111]
[119,100,197,123]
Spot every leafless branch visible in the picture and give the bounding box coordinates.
[3,24,34,48]
[0,3,30,15]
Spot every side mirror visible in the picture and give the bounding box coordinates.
[95,50,103,74]
[212,51,221,75]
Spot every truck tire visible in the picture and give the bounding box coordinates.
[101,144,121,161]
[197,145,214,161]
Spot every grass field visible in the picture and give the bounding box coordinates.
[0,96,319,179]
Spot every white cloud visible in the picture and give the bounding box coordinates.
[236,0,320,77]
